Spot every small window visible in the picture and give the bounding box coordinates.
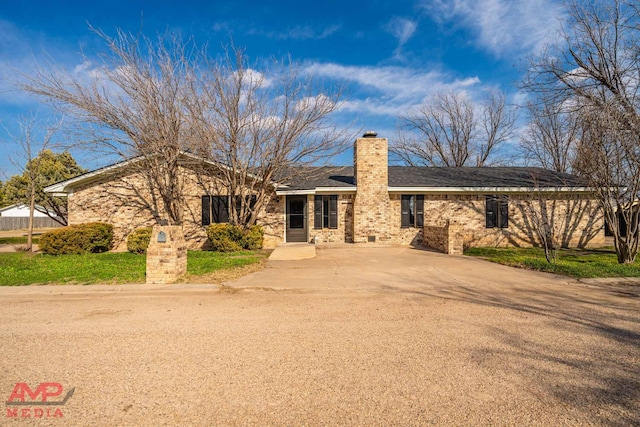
[401,195,424,228]
[202,195,257,226]
[202,195,229,225]
[486,195,509,228]
[314,195,338,229]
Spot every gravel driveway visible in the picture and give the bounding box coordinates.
[1,246,638,426]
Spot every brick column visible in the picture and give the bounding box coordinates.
[146,225,187,284]
[352,132,391,243]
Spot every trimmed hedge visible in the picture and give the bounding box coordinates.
[206,224,264,252]
[40,222,114,255]
[127,227,153,254]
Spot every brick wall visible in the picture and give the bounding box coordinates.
[388,194,424,246]
[420,193,604,249]
[66,143,604,251]
[423,221,464,254]
[308,193,355,243]
[312,191,603,249]
[68,163,284,251]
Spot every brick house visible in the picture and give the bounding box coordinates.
[45,132,605,252]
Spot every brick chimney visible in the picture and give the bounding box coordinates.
[352,131,391,243]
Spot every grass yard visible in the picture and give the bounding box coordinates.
[0,250,268,286]
[465,246,640,278]
[186,250,266,275]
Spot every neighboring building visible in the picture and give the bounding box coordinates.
[0,204,54,218]
[45,133,605,251]
[0,203,63,231]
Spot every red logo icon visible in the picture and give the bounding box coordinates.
[6,382,74,418]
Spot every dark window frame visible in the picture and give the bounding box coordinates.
[485,195,509,229]
[401,195,424,228]
[314,195,338,229]
[201,195,257,226]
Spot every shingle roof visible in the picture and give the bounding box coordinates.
[280,166,588,190]
[46,151,590,195]
[281,167,355,190]
[387,166,588,188]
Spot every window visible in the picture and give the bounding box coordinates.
[314,195,338,229]
[401,195,424,228]
[486,195,509,228]
[202,195,257,226]
[202,196,229,225]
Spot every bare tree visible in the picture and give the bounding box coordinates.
[5,116,60,252]
[519,99,583,174]
[393,91,516,167]
[186,46,349,227]
[21,28,196,226]
[20,30,349,234]
[575,110,640,263]
[523,0,640,263]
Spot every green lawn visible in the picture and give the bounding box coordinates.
[0,250,267,286]
[465,246,640,278]
[187,250,266,275]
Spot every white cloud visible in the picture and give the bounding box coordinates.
[295,94,335,113]
[385,17,417,46]
[422,0,565,56]
[384,17,418,59]
[304,62,482,116]
[242,68,272,88]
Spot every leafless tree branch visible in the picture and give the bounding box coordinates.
[523,0,640,263]
[392,91,516,167]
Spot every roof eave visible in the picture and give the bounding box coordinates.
[43,156,143,195]
[276,186,357,195]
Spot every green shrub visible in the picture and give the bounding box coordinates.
[206,224,243,252]
[40,222,114,255]
[127,227,153,254]
[242,225,264,250]
[206,223,264,252]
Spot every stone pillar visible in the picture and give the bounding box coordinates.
[352,131,391,243]
[146,225,187,284]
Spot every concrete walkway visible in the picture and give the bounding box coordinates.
[268,243,316,260]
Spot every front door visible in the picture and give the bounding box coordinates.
[286,196,307,242]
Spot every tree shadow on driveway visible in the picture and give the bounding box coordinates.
[385,281,640,426]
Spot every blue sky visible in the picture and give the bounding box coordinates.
[0,0,567,177]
